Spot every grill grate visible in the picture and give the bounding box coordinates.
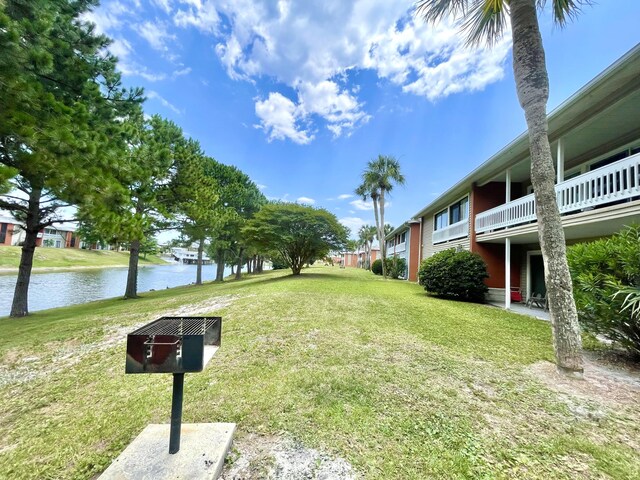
[130,317,218,336]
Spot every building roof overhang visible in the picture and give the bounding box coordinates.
[411,43,640,220]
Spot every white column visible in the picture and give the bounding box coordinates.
[505,168,511,202]
[505,237,511,309]
[556,137,565,183]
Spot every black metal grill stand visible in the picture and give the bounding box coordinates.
[169,373,184,454]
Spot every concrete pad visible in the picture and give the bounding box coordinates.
[100,423,236,480]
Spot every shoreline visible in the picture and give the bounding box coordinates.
[0,261,173,275]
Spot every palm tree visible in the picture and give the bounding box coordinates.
[364,224,377,269]
[359,224,377,269]
[416,0,585,376]
[356,155,405,279]
[357,226,368,269]
[355,184,381,269]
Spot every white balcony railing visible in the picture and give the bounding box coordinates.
[393,241,406,253]
[433,219,469,244]
[475,153,640,234]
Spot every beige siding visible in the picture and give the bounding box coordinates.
[420,192,472,261]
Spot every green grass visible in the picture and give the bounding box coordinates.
[0,245,166,269]
[0,266,638,479]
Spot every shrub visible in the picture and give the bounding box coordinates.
[386,256,407,279]
[270,255,289,270]
[418,248,488,302]
[371,259,383,275]
[567,225,640,357]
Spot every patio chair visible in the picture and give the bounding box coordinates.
[526,292,548,310]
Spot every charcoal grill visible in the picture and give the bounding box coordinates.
[125,317,221,454]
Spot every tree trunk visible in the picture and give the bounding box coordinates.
[236,247,244,280]
[10,185,42,317]
[246,259,252,274]
[379,190,387,279]
[125,239,140,298]
[231,264,235,275]
[510,0,583,376]
[371,195,384,278]
[291,257,302,275]
[215,249,225,282]
[195,237,204,285]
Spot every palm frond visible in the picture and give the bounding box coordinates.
[538,0,591,27]
[415,0,470,23]
[462,0,509,46]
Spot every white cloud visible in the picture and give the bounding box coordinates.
[107,37,168,82]
[85,2,173,82]
[350,199,374,211]
[172,67,192,77]
[338,194,353,200]
[152,0,173,14]
[174,0,220,33]
[256,184,267,190]
[138,20,177,55]
[172,1,511,143]
[81,0,133,34]
[254,92,314,144]
[147,90,182,114]
[296,196,315,205]
[339,217,366,236]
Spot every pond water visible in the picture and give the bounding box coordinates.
[0,263,237,316]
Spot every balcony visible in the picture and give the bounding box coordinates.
[475,153,640,234]
[393,241,406,253]
[433,219,469,244]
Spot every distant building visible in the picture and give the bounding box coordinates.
[171,247,212,264]
[0,213,82,248]
[342,246,379,268]
[0,213,20,246]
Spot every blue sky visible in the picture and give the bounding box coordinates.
[86,0,640,238]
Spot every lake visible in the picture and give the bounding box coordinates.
[0,263,238,316]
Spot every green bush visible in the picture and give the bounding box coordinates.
[371,259,383,275]
[270,255,289,270]
[567,225,640,358]
[386,256,407,279]
[418,248,488,302]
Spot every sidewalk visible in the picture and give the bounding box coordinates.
[489,301,551,321]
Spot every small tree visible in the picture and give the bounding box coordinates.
[418,249,488,302]
[243,203,348,275]
[387,257,407,280]
[371,259,383,275]
[567,225,640,357]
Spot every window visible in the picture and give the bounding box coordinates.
[434,209,448,231]
[0,223,7,244]
[449,197,468,224]
[400,232,406,243]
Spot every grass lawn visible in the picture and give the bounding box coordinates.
[0,266,638,479]
[0,245,166,270]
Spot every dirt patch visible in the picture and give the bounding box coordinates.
[163,294,243,317]
[526,354,640,408]
[0,295,241,387]
[221,434,358,480]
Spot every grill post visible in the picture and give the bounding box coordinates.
[169,373,184,454]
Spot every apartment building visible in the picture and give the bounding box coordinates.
[389,44,640,306]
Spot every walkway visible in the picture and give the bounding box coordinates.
[490,301,551,321]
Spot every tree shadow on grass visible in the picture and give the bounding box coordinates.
[228,271,358,290]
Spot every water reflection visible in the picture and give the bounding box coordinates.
[0,263,234,316]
